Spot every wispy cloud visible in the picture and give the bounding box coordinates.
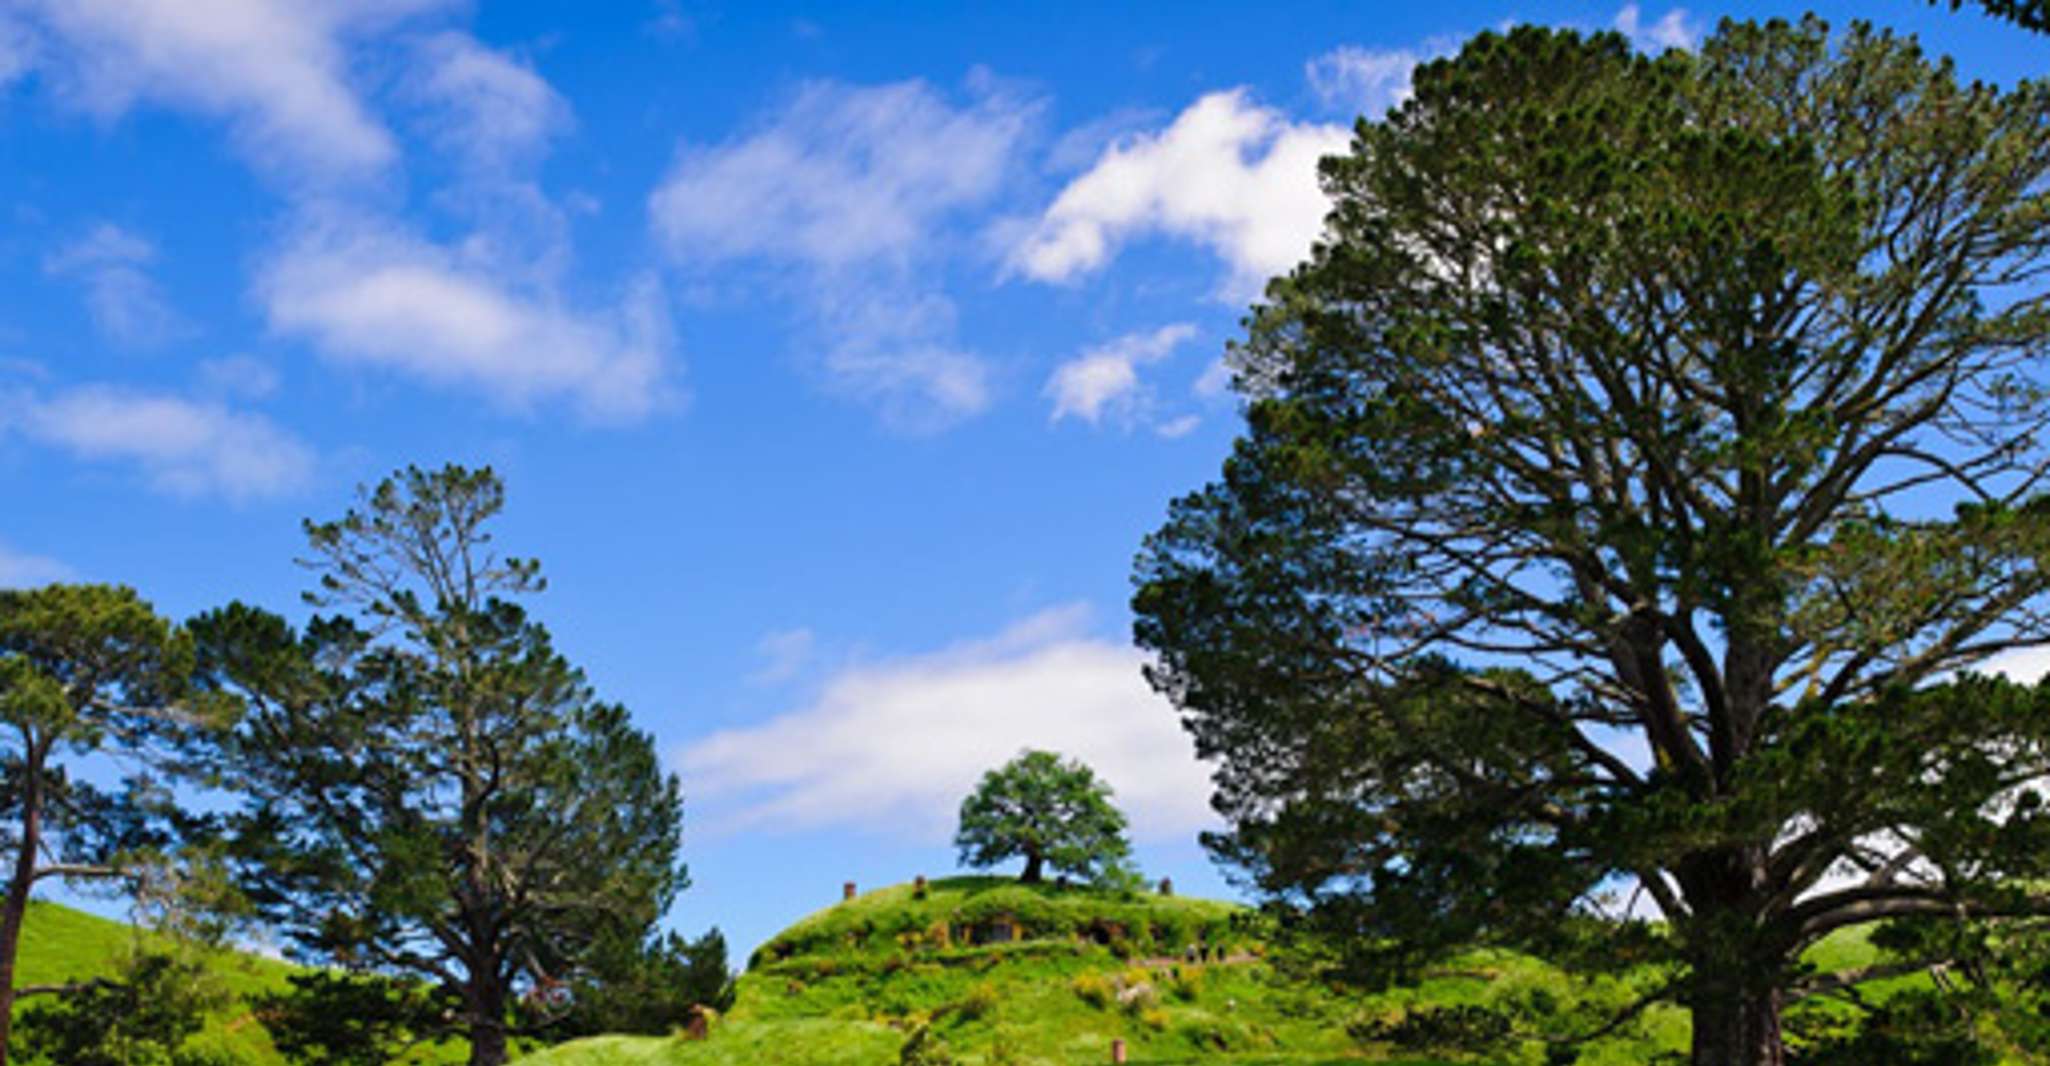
[1306,44,1427,119]
[652,77,1034,269]
[1045,323,1197,428]
[1613,4,1700,52]
[0,384,315,500]
[12,0,452,183]
[751,627,816,685]
[403,31,569,171]
[42,223,189,349]
[257,210,678,423]
[1012,90,1346,298]
[681,604,1217,841]
[0,542,73,589]
[651,76,1035,428]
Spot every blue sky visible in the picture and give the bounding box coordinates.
[0,0,2034,958]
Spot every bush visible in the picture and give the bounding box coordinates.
[954,981,1000,1022]
[1138,1007,1171,1031]
[1348,1004,1516,1054]
[1117,980,1160,1014]
[1168,964,1204,1003]
[1072,973,1114,1010]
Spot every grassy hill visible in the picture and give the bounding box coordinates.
[13,900,477,1065]
[517,876,1694,1066]
[13,898,300,1063]
[11,884,1922,1065]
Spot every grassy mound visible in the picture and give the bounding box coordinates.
[519,876,1690,1066]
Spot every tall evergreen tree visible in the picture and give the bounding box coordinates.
[1134,19,2050,1066]
[193,465,686,1066]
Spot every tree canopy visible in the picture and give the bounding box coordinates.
[1933,0,2049,32]
[955,750,1133,885]
[0,584,227,1065]
[192,465,686,1066]
[1134,17,2050,1066]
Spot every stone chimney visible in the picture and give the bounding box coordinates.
[843,881,856,901]
[1158,877,1174,897]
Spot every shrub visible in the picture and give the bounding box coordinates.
[1168,964,1204,1003]
[1072,973,1114,1010]
[1117,980,1160,1014]
[955,981,1000,1022]
[1348,1004,1516,1054]
[1138,1007,1171,1031]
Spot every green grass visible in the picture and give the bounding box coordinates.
[516,877,1948,1066]
[519,877,1622,1065]
[12,900,475,1065]
[13,898,299,1063]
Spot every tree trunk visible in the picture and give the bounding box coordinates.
[1021,851,1044,884]
[0,737,47,1066]
[466,977,509,1066]
[1690,983,1784,1066]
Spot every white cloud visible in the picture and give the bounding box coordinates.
[42,223,188,348]
[0,384,314,500]
[650,77,1027,428]
[0,11,35,86]
[14,0,451,181]
[1154,415,1200,440]
[1013,90,1347,297]
[1193,358,1234,399]
[196,355,281,400]
[1306,45,1424,119]
[1975,644,2050,684]
[257,212,678,423]
[1613,4,1700,52]
[1046,323,1197,426]
[0,543,73,589]
[682,604,1217,842]
[815,290,989,431]
[751,627,816,685]
[650,77,1035,268]
[404,31,569,171]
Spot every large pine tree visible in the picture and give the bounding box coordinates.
[194,465,686,1066]
[1135,19,2050,1065]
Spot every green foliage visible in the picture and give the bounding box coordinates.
[254,971,456,1065]
[193,464,686,1066]
[951,981,998,1021]
[0,583,231,1063]
[561,928,737,1037]
[954,750,1133,885]
[1932,0,2049,31]
[1133,14,2050,1066]
[15,950,232,1066]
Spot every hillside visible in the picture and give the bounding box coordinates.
[12,899,300,1064]
[518,876,1691,1066]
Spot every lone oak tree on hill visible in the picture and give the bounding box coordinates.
[0,584,226,1066]
[1134,19,2050,1066]
[192,465,685,1066]
[956,750,1132,885]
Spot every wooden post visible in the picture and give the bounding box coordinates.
[1111,1037,1128,1063]
[843,881,856,901]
